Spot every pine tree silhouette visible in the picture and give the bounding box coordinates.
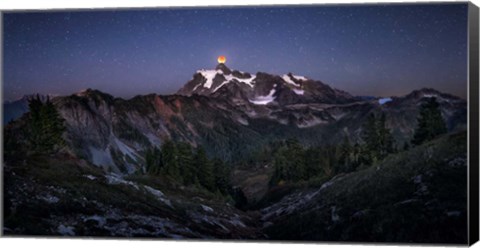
[412,97,447,145]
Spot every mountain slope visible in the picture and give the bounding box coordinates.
[261,131,467,243]
[3,66,467,175]
[51,87,464,174]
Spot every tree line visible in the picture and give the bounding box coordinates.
[6,94,446,193]
[268,112,397,185]
[269,97,447,185]
[144,140,231,195]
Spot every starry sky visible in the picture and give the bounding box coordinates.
[3,3,468,101]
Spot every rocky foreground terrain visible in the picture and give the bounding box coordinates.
[3,131,467,243]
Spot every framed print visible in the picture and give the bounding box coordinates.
[2,1,479,245]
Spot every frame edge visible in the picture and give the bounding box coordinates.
[468,1,479,246]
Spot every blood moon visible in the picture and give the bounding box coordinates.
[217,55,226,64]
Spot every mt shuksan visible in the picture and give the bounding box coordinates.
[177,63,354,106]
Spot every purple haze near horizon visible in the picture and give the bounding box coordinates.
[3,4,468,101]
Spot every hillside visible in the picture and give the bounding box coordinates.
[261,131,467,243]
[3,131,467,243]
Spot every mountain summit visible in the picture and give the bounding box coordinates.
[215,63,232,75]
[178,63,355,106]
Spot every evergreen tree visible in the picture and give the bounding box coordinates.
[338,136,354,173]
[351,143,362,168]
[377,113,395,158]
[212,158,231,194]
[195,146,215,190]
[304,147,323,178]
[27,95,44,151]
[412,97,447,145]
[284,138,305,181]
[146,147,163,175]
[161,140,180,180]
[271,138,308,183]
[27,95,65,154]
[361,112,395,164]
[145,140,233,194]
[271,146,289,185]
[40,98,66,152]
[362,113,380,163]
[176,142,195,185]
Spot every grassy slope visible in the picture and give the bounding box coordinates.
[264,131,468,244]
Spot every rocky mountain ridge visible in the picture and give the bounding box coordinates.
[178,63,354,106]
[3,64,467,175]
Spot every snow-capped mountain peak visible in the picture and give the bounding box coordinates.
[184,64,257,95]
[177,64,355,106]
[282,73,308,87]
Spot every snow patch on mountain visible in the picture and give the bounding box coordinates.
[197,69,223,88]
[293,89,305,95]
[378,97,392,105]
[198,69,257,92]
[212,80,230,92]
[282,74,308,87]
[212,75,256,92]
[282,75,300,86]
[249,87,276,105]
[192,83,201,91]
[292,75,308,81]
[228,74,256,87]
[212,74,256,92]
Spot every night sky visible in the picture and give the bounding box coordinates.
[3,3,468,101]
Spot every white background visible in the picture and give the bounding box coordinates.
[0,0,479,248]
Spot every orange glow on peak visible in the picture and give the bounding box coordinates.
[217,55,226,64]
